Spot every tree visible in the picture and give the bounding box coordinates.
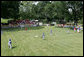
[66,1,83,25]
[19,1,36,20]
[1,1,20,20]
[18,1,83,24]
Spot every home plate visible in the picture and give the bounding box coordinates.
[66,30,71,34]
[34,35,38,38]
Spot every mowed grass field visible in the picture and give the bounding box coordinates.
[1,26,83,56]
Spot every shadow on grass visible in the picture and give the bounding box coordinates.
[55,26,74,30]
[12,46,17,49]
[1,26,45,32]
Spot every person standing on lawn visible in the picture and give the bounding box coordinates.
[8,38,12,49]
[77,25,80,33]
[74,27,76,32]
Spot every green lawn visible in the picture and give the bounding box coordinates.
[1,18,13,23]
[1,26,83,56]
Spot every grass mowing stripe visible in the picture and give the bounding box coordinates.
[7,31,16,56]
[47,34,82,49]
[2,31,14,56]
[1,32,8,56]
[1,26,83,56]
[32,27,82,55]
[44,35,82,55]
[19,30,54,55]
[13,30,38,56]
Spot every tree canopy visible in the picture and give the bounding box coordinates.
[1,1,83,24]
[1,1,20,19]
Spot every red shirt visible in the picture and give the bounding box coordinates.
[25,27,27,30]
[74,27,76,30]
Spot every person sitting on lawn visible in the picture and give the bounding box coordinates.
[8,38,12,49]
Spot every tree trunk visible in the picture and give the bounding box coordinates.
[73,10,78,26]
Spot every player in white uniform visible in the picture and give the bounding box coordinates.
[8,39,12,49]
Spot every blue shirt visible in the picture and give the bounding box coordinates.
[9,41,11,44]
